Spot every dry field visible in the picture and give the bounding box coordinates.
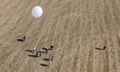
[0,0,120,72]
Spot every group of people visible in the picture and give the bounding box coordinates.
[17,36,54,67]
[28,45,54,67]
[33,45,54,57]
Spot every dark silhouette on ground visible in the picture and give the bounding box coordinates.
[27,51,42,58]
[36,51,42,57]
[43,58,50,61]
[25,50,33,53]
[41,48,48,53]
[17,36,26,42]
[95,46,107,50]
[48,45,54,50]
[40,63,49,67]
[28,55,37,58]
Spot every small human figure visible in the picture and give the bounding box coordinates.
[48,56,53,65]
[50,56,53,62]
[41,47,48,53]
[32,47,36,53]
[17,36,26,42]
[40,63,49,67]
[103,46,106,50]
[36,51,42,57]
[48,45,54,50]
[95,45,107,50]
[23,36,26,40]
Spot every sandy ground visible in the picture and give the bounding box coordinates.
[0,0,120,72]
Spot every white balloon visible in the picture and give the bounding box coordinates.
[32,6,43,18]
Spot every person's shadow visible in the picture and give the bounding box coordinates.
[25,50,33,53]
[17,36,26,42]
[42,58,50,61]
[40,63,49,67]
[28,55,37,58]
[95,46,107,50]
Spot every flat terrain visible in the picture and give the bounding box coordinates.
[0,0,120,72]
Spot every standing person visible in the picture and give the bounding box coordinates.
[48,56,53,65]
[95,45,107,50]
[17,35,26,42]
[23,36,26,40]
[32,47,36,53]
[51,56,53,62]
[42,47,48,53]
[36,51,42,57]
[103,45,107,50]
[48,45,54,50]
